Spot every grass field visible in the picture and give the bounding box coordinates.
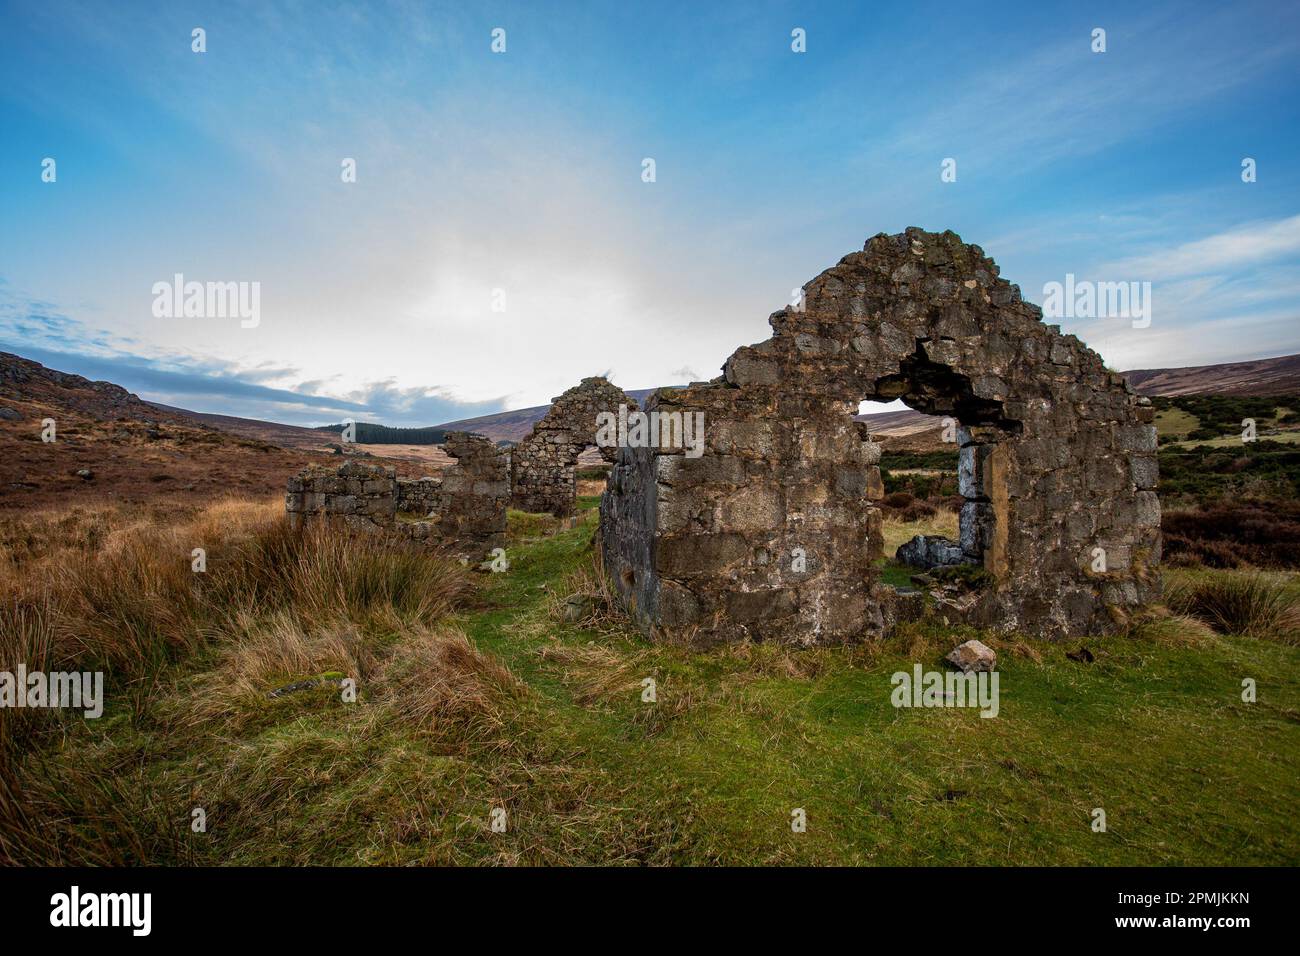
[1154,407,1201,440]
[1165,430,1300,450]
[2,495,1297,866]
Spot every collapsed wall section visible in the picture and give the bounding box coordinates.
[510,376,637,517]
[286,431,507,556]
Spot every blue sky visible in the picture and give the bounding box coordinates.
[2,0,1298,425]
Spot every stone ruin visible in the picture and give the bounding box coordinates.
[510,376,638,517]
[601,227,1160,644]
[286,431,507,556]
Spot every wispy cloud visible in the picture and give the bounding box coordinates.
[1102,214,1300,278]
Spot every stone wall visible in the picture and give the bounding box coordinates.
[287,459,398,533]
[601,228,1160,644]
[286,431,507,556]
[424,430,510,545]
[510,376,637,516]
[396,476,441,515]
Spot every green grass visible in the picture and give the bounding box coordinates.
[877,560,917,589]
[1158,440,1300,500]
[1154,406,1200,440]
[453,517,1300,864]
[1152,393,1300,442]
[6,506,1299,865]
[1165,430,1300,450]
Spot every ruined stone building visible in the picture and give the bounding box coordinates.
[601,228,1160,644]
[286,431,507,556]
[510,376,638,516]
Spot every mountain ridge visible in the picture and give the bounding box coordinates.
[4,350,1298,451]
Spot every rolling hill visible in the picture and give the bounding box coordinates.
[0,353,439,510]
[1124,353,1300,397]
[5,349,1300,509]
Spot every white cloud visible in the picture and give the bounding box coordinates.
[1102,214,1300,279]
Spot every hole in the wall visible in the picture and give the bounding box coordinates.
[858,351,1017,587]
[858,400,963,588]
[575,444,611,501]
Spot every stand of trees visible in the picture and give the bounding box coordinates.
[315,423,448,445]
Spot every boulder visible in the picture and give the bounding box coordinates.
[896,534,970,570]
[945,639,996,673]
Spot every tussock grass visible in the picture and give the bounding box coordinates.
[0,499,488,864]
[0,500,471,688]
[173,615,378,734]
[0,740,197,866]
[1121,605,1218,648]
[205,517,470,629]
[544,549,623,633]
[537,642,646,706]
[376,627,526,746]
[1166,571,1300,642]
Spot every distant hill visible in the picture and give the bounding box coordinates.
[433,353,1300,449]
[2,351,180,423]
[1123,353,1300,397]
[148,401,335,451]
[436,388,944,448]
[435,387,663,443]
[8,347,1300,483]
[0,352,438,510]
[0,353,338,509]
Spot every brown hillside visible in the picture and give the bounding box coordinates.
[0,353,442,511]
[1123,353,1300,397]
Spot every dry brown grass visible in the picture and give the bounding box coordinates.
[0,498,474,748]
[174,614,379,732]
[376,626,527,746]
[537,642,646,706]
[575,478,607,497]
[0,497,512,865]
[0,749,196,866]
[1122,605,1218,647]
[881,509,958,556]
[544,548,625,634]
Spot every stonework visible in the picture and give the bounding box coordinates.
[601,227,1160,644]
[286,431,507,556]
[510,376,638,516]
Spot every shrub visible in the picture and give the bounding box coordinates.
[1163,500,1300,569]
[896,500,938,521]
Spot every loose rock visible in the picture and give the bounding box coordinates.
[945,639,997,673]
